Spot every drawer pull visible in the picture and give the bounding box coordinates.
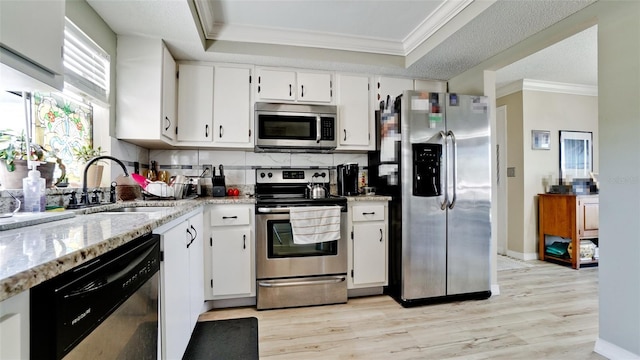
[222,216,238,219]
[362,211,376,215]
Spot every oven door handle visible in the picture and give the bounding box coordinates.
[258,276,346,288]
[257,207,291,213]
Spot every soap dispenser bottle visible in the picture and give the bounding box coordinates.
[23,167,46,212]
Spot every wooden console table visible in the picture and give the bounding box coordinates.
[538,194,599,269]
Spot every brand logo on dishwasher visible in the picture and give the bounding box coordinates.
[72,308,91,326]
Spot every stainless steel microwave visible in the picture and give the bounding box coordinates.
[254,102,337,152]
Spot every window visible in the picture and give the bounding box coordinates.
[63,18,110,103]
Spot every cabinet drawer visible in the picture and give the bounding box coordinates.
[352,205,385,222]
[210,207,251,226]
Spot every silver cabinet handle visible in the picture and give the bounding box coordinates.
[448,130,457,209]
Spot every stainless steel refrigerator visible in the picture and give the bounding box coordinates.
[370,91,491,306]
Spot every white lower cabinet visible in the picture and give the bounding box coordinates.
[204,204,255,300]
[155,208,204,360]
[0,291,29,360]
[348,201,388,289]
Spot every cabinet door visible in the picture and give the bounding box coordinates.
[297,72,332,103]
[578,196,599,238]
[0,0,64,75]
[375,76,413,112]
[213,66,253,146]
[337,74,371,149]
[160,222,191,360]
[187,212,204,327]
[161,47,177,141]
[352,222,387,286]
[177,64,213,142]
[210,228,252,297]
[256,68,296,101]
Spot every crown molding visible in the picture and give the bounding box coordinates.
[497,79,598,98]
[197,0,474,56]
[403,0,473,54]
[211,24,404,55]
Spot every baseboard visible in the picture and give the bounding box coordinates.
[348,287,384,298]
[205,297,256,310]
[506,250,538,261]
[491,284,500,296]
[595,338,640,359]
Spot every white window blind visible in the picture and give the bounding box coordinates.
[63,18,110,103]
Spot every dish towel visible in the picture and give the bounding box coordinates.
[289,206,341,244]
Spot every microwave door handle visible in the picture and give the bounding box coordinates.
[316,115,321,143]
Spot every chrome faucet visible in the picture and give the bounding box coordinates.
[80,155,129,206]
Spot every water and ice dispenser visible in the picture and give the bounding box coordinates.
[412,143,442,197]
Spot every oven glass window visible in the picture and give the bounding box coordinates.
[258,115,316,140]
[267,220,337,258]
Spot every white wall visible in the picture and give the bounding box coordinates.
[65,0,149,184]
[595,1,640,357]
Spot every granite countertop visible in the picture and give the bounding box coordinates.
[0,197,256,301]
[345,194,393,202]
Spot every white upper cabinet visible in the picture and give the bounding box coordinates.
[297,72,332,103]
[0,0,64,91]
[212,65,254,148]
[256,68,296,101]
[256,67,333,103]
[374,76,414,112]
[177,63,214,142]
[116,37,177,146]
[161,47,177,141]
[336,74,373,150]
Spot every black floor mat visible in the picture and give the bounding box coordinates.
[182,317,259,360]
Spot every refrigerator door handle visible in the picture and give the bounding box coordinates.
[439,130,448,210]
[447,130,458,209]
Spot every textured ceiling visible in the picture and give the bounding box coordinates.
[87,0,598,89]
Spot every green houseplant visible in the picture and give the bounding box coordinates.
[72,144,106,187]
[0,130,58,189]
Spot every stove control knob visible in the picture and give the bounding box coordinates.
[268,172,273,178]
[260,172,266,178]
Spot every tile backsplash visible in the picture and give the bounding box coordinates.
[149,149,368,186]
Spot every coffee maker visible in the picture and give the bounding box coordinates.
[337,163,359,196]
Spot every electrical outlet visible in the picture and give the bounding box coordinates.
[202,164,213,177]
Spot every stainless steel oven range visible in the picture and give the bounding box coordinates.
[255,168,348,310]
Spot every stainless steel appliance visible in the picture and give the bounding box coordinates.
[255,168,348,310]
[254,102,337,152]
[30,233,160,359]
[369,91,491,306]
[337,163,359,196]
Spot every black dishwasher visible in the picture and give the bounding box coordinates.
[31,233,160,360]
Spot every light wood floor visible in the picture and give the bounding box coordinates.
[199,260,603,359]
